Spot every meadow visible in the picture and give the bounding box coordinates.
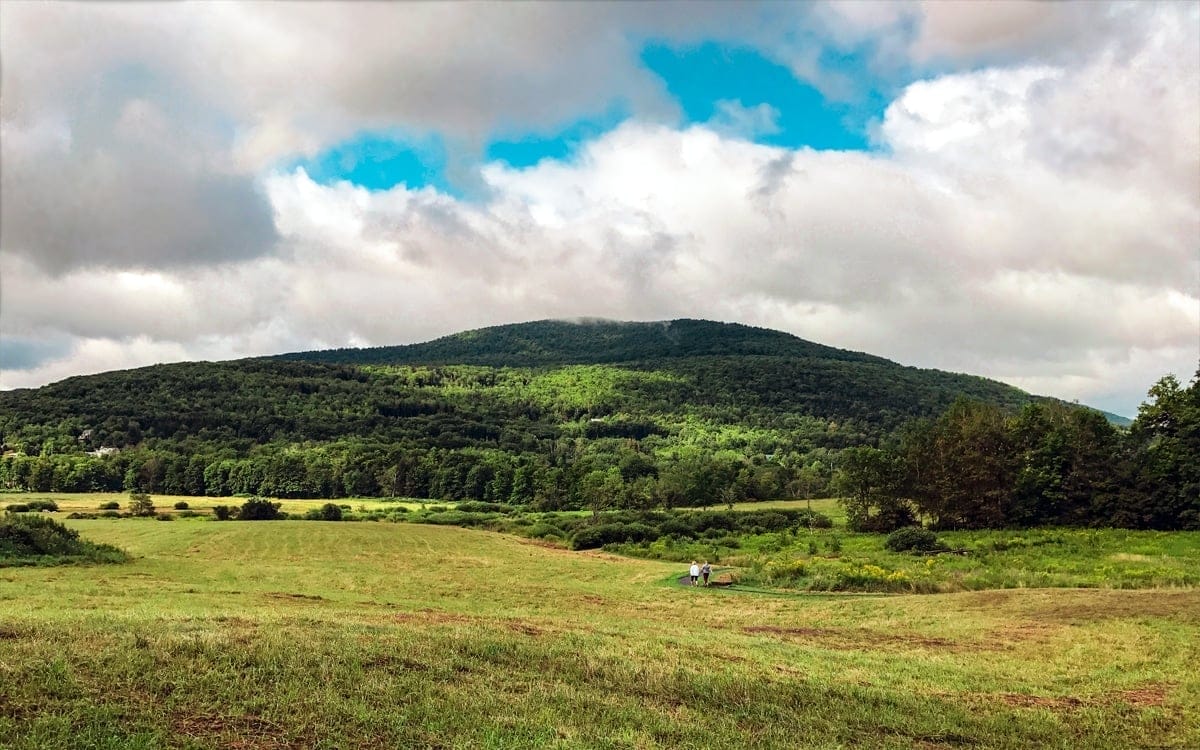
[1,495,1198,749]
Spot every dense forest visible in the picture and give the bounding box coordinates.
[1,319,1193,528]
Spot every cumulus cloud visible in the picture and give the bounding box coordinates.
[1,1,1196,416]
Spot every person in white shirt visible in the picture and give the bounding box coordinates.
[689,561,700,586]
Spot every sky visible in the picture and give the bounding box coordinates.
[1,1,1197,418]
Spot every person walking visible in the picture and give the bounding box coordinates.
[689,561,700,586]
[701,561,711,586]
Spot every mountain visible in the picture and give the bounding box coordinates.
[275,317,1039,430]
[279,318,890,368]
[0,318,1083,500]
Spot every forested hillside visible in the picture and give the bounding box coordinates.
[2,319,1192,528]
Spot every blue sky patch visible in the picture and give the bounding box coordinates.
[485,104,630,168]
[294,40,894,194]
[640,42,884,151]
[292,132,454,193]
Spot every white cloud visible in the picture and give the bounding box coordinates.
[707,100,783,139]
[1,1,1197,418]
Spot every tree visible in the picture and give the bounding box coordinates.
[1129,372,1200,529]
[836,447,914,532]
[128,492,155,517]
[905,399,1014,529]
[579,467,623,519]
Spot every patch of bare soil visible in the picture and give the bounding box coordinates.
[517,537,569,551]
[393,609,475,626]
[172,713,311,750]
[961,589,1200,622]
[264,592,326,602]
[987,620,1066,649]
[507,621,545,637]
[935,683,1174,712]
[1024,590,1200,624]
[743,625,959,651]
[1111,685,1171,708]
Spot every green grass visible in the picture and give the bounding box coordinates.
[1,519,1197,748]
[2,492,430,517]
[614,527,1200,593]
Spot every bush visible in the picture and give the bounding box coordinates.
[98,501,120,510]
[5,504,30,513]
[155,513,174,521]
[128,493,156,517]
[304,503,343,521]
[659,519,694,538]
[0,514,128,565]
[238,497,282,520]
[173,501,190,510]
[27,499,59,512]
[455,501,509,514]
[571,522,657,550]
[211,505,235,520]
[177,510,202,518]
[885,526,948,553]
[527,522,566,539]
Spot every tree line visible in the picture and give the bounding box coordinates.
[837,373,1198,531]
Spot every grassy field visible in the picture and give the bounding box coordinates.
[1,515,1197,749]
[0,491,430,516]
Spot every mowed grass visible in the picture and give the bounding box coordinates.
[0,491,428,516]
[1,520,1198,749]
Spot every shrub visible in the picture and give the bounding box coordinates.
[27,499,59,512]
[177,510,202,518]
[211,505,235,520]
[99,511,121,519]
[527,522,566,539]
[155,513,174,521]
[98,501,120,510]
[421,511,497,527]
[794,509,834,530]
[128,493,156,517]
[455,501,508,514]
[571,522,656,550]
[659,519,694,538]
[238,497,282,520]
[0,514,128,565]
[173,501,190,510]
[305,503,343,521]
[5,504,30,513]
[885,526,948,553]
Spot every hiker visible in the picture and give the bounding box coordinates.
[701,561,711,586]
[689,561,700,586]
